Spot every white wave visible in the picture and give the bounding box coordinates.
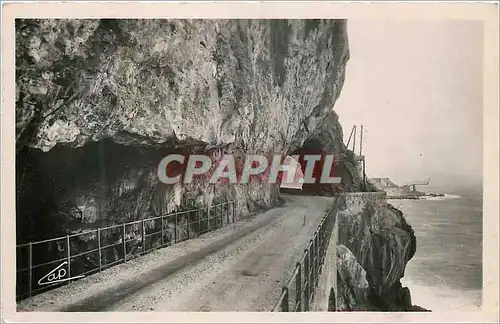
[424,196,446,201]
[401,277,481,312]
[444,194,461,199]
[420,193,462,201]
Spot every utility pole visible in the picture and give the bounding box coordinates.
[346,125,357,153]
[360,124,366,191]
[345,124,367,191]
[360,124,363,157]
[352,125,357,154]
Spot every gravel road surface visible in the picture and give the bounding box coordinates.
[17,194,334,312]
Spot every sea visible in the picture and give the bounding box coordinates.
[389,186,483,312]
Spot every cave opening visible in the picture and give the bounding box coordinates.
[15,139,201,245]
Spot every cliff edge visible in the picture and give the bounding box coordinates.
[336,193,427,311]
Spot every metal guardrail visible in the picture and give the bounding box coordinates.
[271,197,340,312]
[16,201,236,300]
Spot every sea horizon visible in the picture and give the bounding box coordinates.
[389,184,483,311]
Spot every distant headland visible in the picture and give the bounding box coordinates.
[370,177,445,200]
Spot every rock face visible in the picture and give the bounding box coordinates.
[16,19,357,243]
[336,244,372,310]
[16,19,349,152]
[336,193,424,311]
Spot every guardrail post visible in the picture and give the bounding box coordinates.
[142,219,146,254]
[232,201,236,223]
[319,226,323,256]
[315,235,319,282]
[161,216,165,246]
[309,239,314,299]
[218,205,221,228]
[304,249,310,311]
[28,242,32,297]
[208,207,212,231]
[122,224,126,262]
[198,210,201,236]
[213,205,217,228]
[222,203,225,226]
[226,203,230,225]
[66,235,71,281]
[313,231,319,280]
[97,228,102,271]
[214,205,218,228]
[315,234,320,286]
[215,205,218,228]
[174,213,178,243]
[187,212,190,239]
[295,262,302,312]
[281,286,289,312]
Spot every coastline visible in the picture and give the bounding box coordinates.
[389,192,483,312]
[401,277,482,312]
[387,193,461,200]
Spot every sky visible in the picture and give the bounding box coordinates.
[334,20,484,191]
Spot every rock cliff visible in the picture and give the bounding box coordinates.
[336,193,426,311]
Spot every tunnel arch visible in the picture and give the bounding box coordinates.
[281,138,366,195]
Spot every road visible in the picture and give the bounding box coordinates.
[17,194,334,312]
